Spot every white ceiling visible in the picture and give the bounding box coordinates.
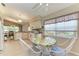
[0,3,75,23]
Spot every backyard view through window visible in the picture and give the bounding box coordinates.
[44,16,77,39]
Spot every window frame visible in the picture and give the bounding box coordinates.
[44,13,78,39]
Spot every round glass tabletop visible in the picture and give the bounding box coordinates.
[41,37,56,46]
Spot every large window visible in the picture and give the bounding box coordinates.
[44,13,78,39]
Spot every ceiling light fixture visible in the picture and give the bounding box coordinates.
[46,3,48,6]
[40,3,42,5]
[18,20,22,23]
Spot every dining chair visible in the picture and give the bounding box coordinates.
[50,36,77,56]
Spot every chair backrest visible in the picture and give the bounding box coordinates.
[19,38,42,54]
[65,36,78,53]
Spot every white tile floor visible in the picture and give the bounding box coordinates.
[0,39,75,56]
[0,40,33,56]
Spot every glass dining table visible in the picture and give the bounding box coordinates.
[31,36,56,56]
[40,37,56,56]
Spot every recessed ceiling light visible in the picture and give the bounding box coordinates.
[18,20,22,23]
[40,3,42,5]
[46,3,48,6]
